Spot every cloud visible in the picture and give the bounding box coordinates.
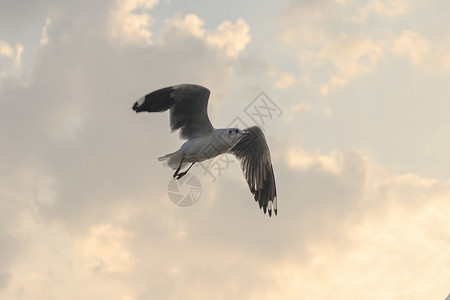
[271,145,450,299]
[280,0,410,29]
[0,0,238,238]
[318,35,386,95]
[290,102,312,114]
[205,18,251,57]
[286,146,343,173]
[393,30,431,65]
[0,166,57,290]
[364,0,409,19]
[164,14,251,58]
[274,72,295,89]
[164,13,206,38]
[0,3,255,296]
[75,224,135,273]
[1,115,449,300]
[278,1,450,95]
[0,40,23,79]
[0,1,449,299]
[0,41,15,58]
[276,0,417,94]
[268,186,450,299]
[285,99,315,123]
[391,30,450,71]
[109,0,159,46]
[118,145,450,300]
[40,18,51,45]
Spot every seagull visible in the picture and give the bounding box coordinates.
[132,84,277,216]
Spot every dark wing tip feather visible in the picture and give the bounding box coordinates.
[133,86,177,113]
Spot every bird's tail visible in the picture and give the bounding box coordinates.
[158,152,188,170]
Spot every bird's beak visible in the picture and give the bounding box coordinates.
[242,131,250,136]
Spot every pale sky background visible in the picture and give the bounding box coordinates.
[0,0,449,299]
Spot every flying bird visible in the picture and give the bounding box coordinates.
[132,84,277,216]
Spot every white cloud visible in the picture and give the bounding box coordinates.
[270,190,450,299]
[0,166,57,289]
[281,0,410,27]
[365,0,409,18]
[319,35,386,95]
[0,40,23,78]
[278,1,390,95]
[0,41,15,58]
[391,30,450,71]
[274,72,295,89]
[285,146,344,174]
[165,13,206,38]
[40,18,51,46]
[109,0,158,47]
[291,102,312,112]
[393,30,431,65]
[13,45,23,69]
[277,0,414,95]
[76,224,134,273]
[278,1,450,94]
[286,102,312,122]
[205,18,251,57]
[164,14,251,58]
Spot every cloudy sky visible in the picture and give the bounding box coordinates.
[1,0,449,299]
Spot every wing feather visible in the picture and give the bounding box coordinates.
[132,84,214,139]
[230,126,277,216]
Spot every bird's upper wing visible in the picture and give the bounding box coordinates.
[229,126,277,216]
[132,84,214,139]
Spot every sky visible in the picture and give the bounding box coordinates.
[0,0,449,299]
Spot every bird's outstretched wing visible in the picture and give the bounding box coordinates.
[132,84,214,139]
[230,126,277,216]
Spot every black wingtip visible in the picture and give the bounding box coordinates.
[132,102,140,112]
[268,209,272,217]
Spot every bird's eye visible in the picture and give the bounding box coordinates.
[228,129,232,134]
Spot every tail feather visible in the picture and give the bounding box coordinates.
[158,152,188,170]
[157,152,173,162]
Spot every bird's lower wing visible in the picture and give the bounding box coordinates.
[230,126,277,216]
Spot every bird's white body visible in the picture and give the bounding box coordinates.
[158,128,246,170]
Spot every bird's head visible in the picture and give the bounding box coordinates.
[221,128,249,148]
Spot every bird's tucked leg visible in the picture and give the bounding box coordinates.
[174,162,196,180]
[173,158,184,179]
